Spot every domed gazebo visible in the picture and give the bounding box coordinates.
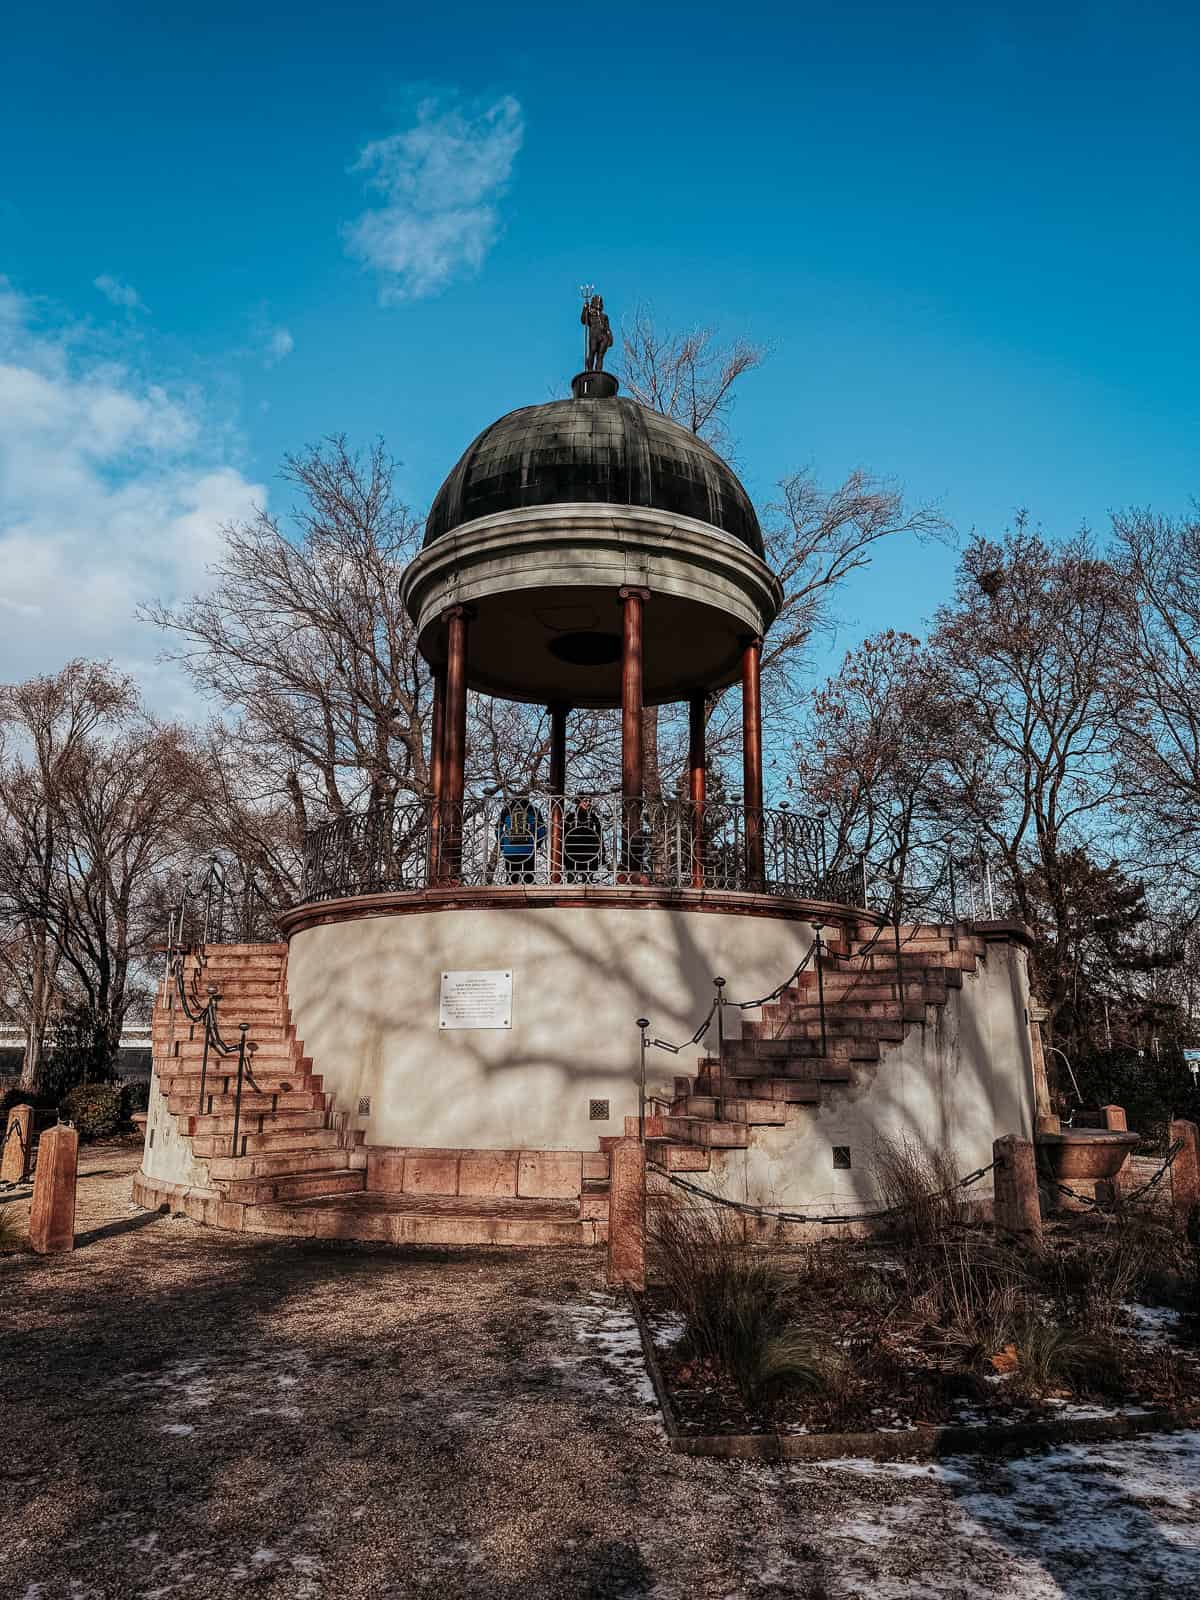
[136,311,1037,1246]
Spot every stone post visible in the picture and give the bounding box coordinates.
[1100,1105,1135,1203]
[1028,1001,1052,1120]
[993,1135,1042,1243]
[1169,1118,1200,1236]
[1,1103,33,1183]
[606,1136,646,1292]
[29,1123,79,1254]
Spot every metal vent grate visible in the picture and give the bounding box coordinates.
[832,1145,852,1169]
[589,1099,610,1121]
[357,1096,371,1117]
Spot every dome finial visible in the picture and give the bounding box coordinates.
[573,286,619,399]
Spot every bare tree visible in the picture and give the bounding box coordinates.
[0,663,205,1089]
[620,306,766,452]
[145,438,430,831]
[0,662,134,1088]
[1111,507,1200,906]
[927,526,1137,1038]
[762,469,951,704]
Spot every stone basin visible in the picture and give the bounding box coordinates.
[1035,1128,1140,1182]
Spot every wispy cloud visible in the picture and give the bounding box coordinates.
[94,273,146,312]
[344,93,524,302]
[0,279,263,702]
[264,326,294,366]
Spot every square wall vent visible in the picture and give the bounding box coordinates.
[832,1145,852,1169]
[357,1096,371,1117]
[589,1099,611,1122]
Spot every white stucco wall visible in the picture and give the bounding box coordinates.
[285,903,820,1152]
[142,1061,212,1189]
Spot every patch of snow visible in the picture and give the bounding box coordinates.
[550,1297,658,1408]
[1124,1302,1184,1343]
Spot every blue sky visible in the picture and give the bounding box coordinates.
[1,0,1197,700]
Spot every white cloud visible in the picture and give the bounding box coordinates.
[0,280,264,707]
[264,326,294,365]
[345,93,523,302]
[94,274,146,312]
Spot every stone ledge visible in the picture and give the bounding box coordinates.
[281,886,861,937]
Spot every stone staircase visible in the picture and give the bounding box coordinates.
[140,943,608,1246]
[628,921,987,1175]
[148,944,368,1216]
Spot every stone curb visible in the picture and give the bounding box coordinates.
[626,1292,1200,1461]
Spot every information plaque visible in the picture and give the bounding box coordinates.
[439,970,513,1030]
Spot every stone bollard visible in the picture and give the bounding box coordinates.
[1100,1105,1136,1203]
[1169,1119,1200,1237]
[1,1103,33,1184]
[993,1135,1042,1244]
[29,1123,79,1254]
[606,1136,646,1292]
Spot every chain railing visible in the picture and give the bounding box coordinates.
[653,1158,998,1226]
[300,793,861,906]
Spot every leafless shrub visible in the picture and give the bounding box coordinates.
[647,1195,832,1407]
[872,1136,973,1246]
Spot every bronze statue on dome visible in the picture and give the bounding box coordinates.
[580,291,613,373]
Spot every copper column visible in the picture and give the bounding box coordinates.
[441,606,470,880]
[428,664,446,878]
[619,587,649,880]
[548,702,568,883]
[688,691,707,889]
[742,636,764,887]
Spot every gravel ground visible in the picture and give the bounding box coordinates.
[2,1143,1199,1600]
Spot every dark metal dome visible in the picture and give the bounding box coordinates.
[424,397,763,557]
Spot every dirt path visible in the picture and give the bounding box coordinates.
[1,1144,1198,1598]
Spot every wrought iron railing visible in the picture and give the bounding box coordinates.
[299,794,863,906]
[166,856,277,955]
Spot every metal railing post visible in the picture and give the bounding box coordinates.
[230,1023,250,1159]
[637,1018,649,1144]
[197,987,217,1115]
[714,976,726,1114]
[948,851,958,923]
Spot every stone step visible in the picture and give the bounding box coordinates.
[166,1090,326,1118]
[159,1069,319,1097]
[197,942,287,957]
[222,1169,366,1205]
[742,1017,907,1042]
[193,1126,343,1158]
[645,1138,711,1171]
[207,1147,354,1182]
[658,1115,749,1149]
[828,947,975,970]
[725,1035,880,1060]
[240,1193,600,1248]
[704,1075,824,1104]
[164,1038,300,1062]
[717,1052,853,1081]
[765,998,937,1023]
[670,1094,788,1126]
[188,1108,327,1137]
[755,1000,932,1027]
[785,978,950,1003]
